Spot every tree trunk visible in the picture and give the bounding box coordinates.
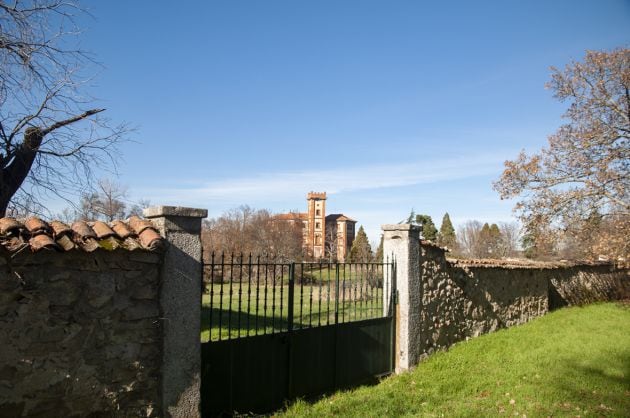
[0,109,104,217]
[0,127,43,217]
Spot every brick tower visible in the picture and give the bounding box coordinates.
[306,192,326,258]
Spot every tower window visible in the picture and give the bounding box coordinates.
[316,222,321,229]
[316,209,321,216]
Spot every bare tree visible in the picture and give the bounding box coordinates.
[91,178,127,221]
[75,191,99,220]
[58,179,147,222]
[202,206,304,261]
[324,225,338,262]
[496,222,521,258]
[127,198,151,217]
[456,220,515,259]
[0,1,127,216]
[456,220,483,258]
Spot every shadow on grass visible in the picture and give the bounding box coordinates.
[552,350,630,416]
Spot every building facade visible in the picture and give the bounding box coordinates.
[275,192,356,261]
[325,214,356,262]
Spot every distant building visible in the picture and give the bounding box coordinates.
[274,192,356,261]
[325,213,356,262]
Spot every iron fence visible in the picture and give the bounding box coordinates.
[202,254,394,342]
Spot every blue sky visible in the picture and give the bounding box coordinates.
[71,0,629,243]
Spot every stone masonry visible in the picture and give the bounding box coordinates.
[0,249,162,417]
[384,224,630,370]
[0,207,207,417]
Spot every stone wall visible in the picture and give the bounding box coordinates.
[0,249,162,417]
[416,243,630,360]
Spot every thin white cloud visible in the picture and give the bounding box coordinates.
[140,152,507,205]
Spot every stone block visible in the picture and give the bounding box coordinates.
[128,251,162,265]
[122,302,159,321]
[47,281,80,307]
[130,283,158,300]
[143,206,208,219]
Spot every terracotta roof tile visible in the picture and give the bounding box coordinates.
[55,234,76,251]
[445,257,613,269]
[4,236,27,252]
[139,228,164,251]
[91,221,115,239]
[29,234,58,251]
[111,220,133,239]
[50,221,72,237]
[128,216,155,235]
[71,221,97,240]
[326,214,357,222]
[0,218,22,235]
[0,216,165,253]
[24,217,50,235]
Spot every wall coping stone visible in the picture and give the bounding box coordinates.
[381,223,421,232]
[144,206,208,218]
[447,257,620,270]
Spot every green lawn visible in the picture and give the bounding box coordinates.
[201,281,386,341]
[280,303,630,417]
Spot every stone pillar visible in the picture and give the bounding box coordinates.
[144,206,208,418]
[382,224,421,373]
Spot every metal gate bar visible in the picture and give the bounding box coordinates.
[201,257,395,416]
[202,255,393,342]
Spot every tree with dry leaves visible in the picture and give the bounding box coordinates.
[202,206,305,262]
[494,48,629,261]
[0,1,127,217]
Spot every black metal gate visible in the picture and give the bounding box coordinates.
[200,256,395,416]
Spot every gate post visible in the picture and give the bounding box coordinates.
[144,206,208,418]
[382,224,421,373]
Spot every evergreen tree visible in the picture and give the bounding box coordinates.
[437,213,457,249]
[375,235,384,263]
[478,223,492,257]
[415,214,438,241]
[522,233,537,259]
[489,223,501,255]
[404,209,416,224]
[349,226,372,262]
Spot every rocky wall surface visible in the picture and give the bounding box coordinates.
[549,266,630,309]
[417,244,629,360]
[0,249,162,417]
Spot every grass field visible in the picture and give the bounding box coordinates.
[201,280,387,341]
[279,302,630,417]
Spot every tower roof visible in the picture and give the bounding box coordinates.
[326,214,356,223]
[307,191,327,200]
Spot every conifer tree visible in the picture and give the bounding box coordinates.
[349,226,372,262]
[489,223,501,255]
[404,209,416,224]
[478,223,492,257]
[437,213,457,249]
[375,235,384,262]
[415,214,438,241]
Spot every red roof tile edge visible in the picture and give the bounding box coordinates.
[0,216,165,253]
